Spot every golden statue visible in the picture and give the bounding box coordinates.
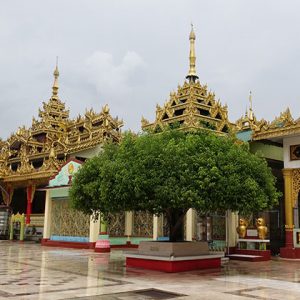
[236,218,248,238]
[256,218,268,240]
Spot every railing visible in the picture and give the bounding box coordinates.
[27,214,44,227]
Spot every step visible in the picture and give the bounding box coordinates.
[227,254,267,262]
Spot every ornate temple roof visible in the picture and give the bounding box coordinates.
[252,108,300,141]
[235,92,267,133]
[141,26,235,134]
[234,91,297,142]
[0,64,123,187]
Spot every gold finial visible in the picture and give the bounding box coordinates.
[102,104,110,114]
[52,57,59,99]
[186,24,199,82]
[248,91,254,121]
[49,146,56,159]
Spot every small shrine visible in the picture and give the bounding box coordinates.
[41,158,98,248]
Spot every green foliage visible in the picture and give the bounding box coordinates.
[70,130,280,220]
[199,120,217,130]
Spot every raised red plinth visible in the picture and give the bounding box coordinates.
[280,247,300,259]
[234,249,271,260]
[228,254,267,262]
[41,239,95,249]
[111,243,138,249]
[126,254,222,273]
[95,239,111,253]
[95,247,110,253]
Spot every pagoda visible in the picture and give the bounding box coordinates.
[141,26,234,134]
[0,63,123,224]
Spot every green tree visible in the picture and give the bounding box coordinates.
[70,130,280,242]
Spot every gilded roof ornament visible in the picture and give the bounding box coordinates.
[235,91,269,133]
[248,91,254,121]
[52,58,59,99]
[0,64,123,185]
[186,24,199,83]
[142,27,234,134]
[252,108,300,140]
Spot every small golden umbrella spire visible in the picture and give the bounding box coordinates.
[52,57,59,98]
[248,91,254,121]
[186,24,199,83]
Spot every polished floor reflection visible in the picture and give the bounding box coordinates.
[0,241,300,299]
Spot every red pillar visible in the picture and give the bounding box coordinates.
[26,186,33,225]
[285,229,294,248]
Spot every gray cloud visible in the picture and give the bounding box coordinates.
[1,0,300,138]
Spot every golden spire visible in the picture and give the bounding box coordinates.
[248,91,254,121]
[52,57,59,99]
[186,24,199,82]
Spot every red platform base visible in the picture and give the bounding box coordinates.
[126,255,222,273]
[41,239,95,249]
[111,243,138,249]
[280,247,300,259]
[95,247,111,253]
[229,249,271,262]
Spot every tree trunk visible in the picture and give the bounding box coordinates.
[166,208,187,242]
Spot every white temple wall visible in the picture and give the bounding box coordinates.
[283,136,300,168]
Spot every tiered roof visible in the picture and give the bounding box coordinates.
[252,108,299,141]
[235,92,267,133]
[142,26,234,134]
[0,65,123,186]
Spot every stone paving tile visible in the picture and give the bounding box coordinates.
[0,241,300,299]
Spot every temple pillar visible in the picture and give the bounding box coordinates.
[26,185,36,225]
[153,215,158,240]
[283,169,294,248]
[125,211,133,236]
[100,214,107,234]
[89,215,101,243]
[186,208,195,241]
[43,190,52,240]
[226,210,238,252]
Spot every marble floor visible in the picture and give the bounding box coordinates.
[0,241,300,299]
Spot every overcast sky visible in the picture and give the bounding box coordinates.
[1,0,300,138]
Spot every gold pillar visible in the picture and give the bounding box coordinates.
[283,169,294,229]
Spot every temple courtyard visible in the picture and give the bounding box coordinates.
[0,241,299,299]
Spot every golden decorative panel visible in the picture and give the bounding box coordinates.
[292,169,300,208]
[133,211,153,237]
[106,212,125,236]
[290,145,300,161]
[50,199,89,237]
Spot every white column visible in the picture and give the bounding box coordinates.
[89,215,100,243]
[43,190,52,239]
[226,210,238,248]
[125,211,133,236]
[153,215,158,240]
[186,208,194,241]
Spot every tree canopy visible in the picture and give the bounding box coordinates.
[70,130,280,241]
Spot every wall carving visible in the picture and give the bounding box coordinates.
[133,211,153,237]
[107,212,125,236]
[292,169,300,207]
[50,199,89,237]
